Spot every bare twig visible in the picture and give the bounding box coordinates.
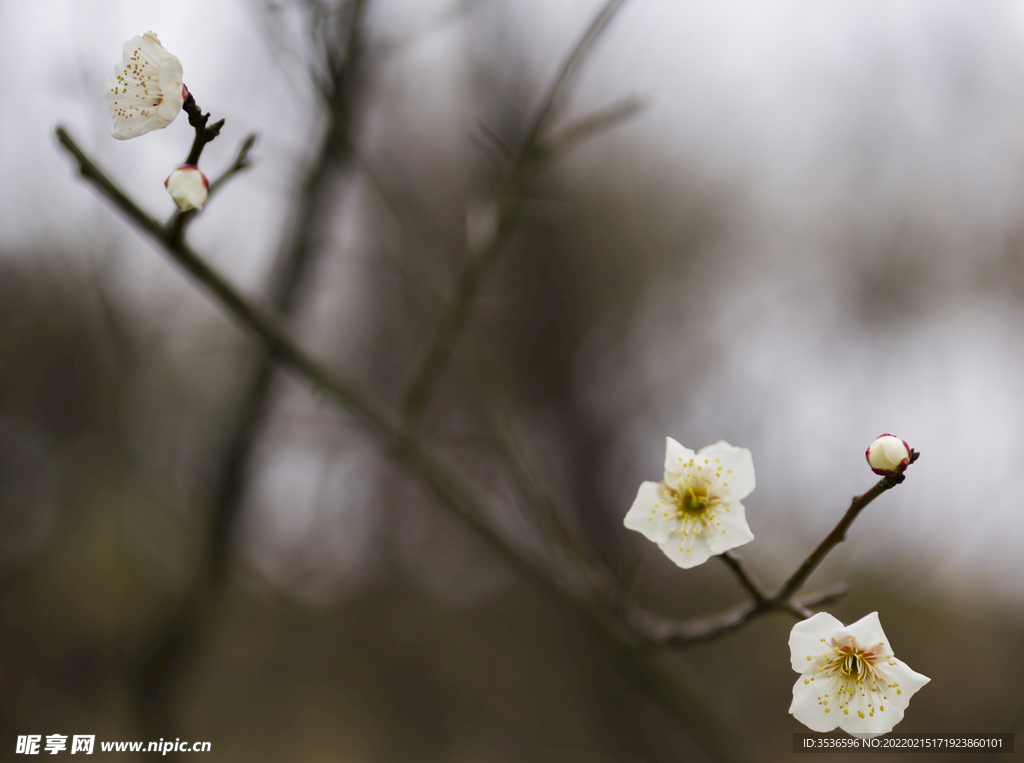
[521,0,631,152]
[168,133,257,244]
[208,133,257,196]
[774,453,919,603]
[399,0,634,429]
[718,551,767,605]
[625,582,851,649]
[182,91,225,167]
[541,95,644,158]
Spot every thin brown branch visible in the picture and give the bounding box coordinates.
[630,598,759,648]
[208,133,257,196]
[718,551,767,604]
[58,112,911,684]
[182,91,225,167]
[774,453,918,602]
[625,582,851,649]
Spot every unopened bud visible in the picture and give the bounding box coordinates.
[865,434,911,476]
[164,165,209,211]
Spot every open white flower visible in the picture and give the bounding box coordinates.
[623,438,755,568]
[165,165,209,211]
[789,611,930,736]
[104,32,185,140]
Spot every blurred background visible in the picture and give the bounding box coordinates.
[1,0,1023,760]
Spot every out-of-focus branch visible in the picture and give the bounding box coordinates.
[208,134,258,196]
[459,351,606,580]
[56,126,553,597]
[399,0,634,429]
[472,120,515,162]
[522,0,632,151]
[197,0,368,588]
[541,95,644,159]
[76,4,371,754]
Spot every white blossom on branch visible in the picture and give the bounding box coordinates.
[104,32,185,140]
[789,611,930,736]
[624,438,755,568]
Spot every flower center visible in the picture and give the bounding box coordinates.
[805,639,902,719]
[676,486,709,517]
[840,654,861,677]
[658,473,728,556]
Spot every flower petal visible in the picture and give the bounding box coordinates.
[838,701,902,736]
[883,659,931,710]
[789,612,845,673]
[839,611,891,655]
[659,533,716,569]
[623,481,677,544]
[105,32,183,140]
[835,658,929,735]
[663,437,696,482]
[704,499,754,554]
[156,57,184,120]
[105,108,168,140]
[698,440,755,499]
[790,676,841,732]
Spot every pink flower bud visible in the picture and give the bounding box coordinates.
[865,434,911,476]
[164,165,209,211]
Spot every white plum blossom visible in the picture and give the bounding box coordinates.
[623,438,755,568]
[789,611,930,736]
[866,434,912,477]
[164,165,209,211]
[104,32,185,140]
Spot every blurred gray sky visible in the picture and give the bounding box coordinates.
[3,0,1024,616]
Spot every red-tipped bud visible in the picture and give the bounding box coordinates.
[164,164,209,211]
[865,434,911,476]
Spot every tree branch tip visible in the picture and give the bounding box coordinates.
[54,125,78,152]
